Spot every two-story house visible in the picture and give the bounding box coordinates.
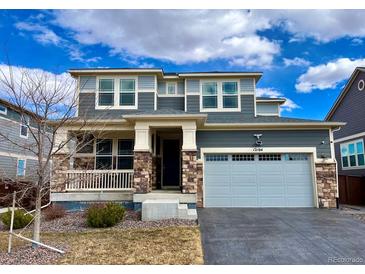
[50,68,344,218]
[0,98,41,182]
[326,67,365,205]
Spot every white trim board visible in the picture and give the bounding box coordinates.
[334,131,365,143]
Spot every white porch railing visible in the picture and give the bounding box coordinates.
[64,170,134,191]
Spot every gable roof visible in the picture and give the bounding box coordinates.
[325,67,365,121]
[0,97,41,119]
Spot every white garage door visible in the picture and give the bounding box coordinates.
[204,153,314,207]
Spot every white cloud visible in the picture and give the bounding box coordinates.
[15,22,62,46]
[295,58,365,93]
[283,57,310,67]
[256,87,300,113]
[351,38,363,46]
[53,10,279,67]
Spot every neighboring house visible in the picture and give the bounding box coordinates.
[325,67,365,204]
[50,68,344,215]
[0,98,42,182]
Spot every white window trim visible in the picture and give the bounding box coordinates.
[19,116,29,139]
[166,82,177,95]
[17,158,26,177]
[200,79,241,112]
[158,81,185,97]
[95,76,138,110]
[0,104,7,115]
[340,139,365,170]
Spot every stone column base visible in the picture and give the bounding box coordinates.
[51,154,70,193]
[133,151,153,193]
[316,162,337,208]
[196,161,204,207]
[182,150,198,194]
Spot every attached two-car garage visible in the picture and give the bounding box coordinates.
[204,153,315,207]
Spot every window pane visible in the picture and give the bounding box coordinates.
[96,139,112,155]
[356,142,364,154]
[77,135,94,153]
[222,82,238,94]
[202,82,217,95]
[96,157,112,169]
[358,154,365,166]
[120,93,135,106]
[350,155,357,166]
[118,139,134,155]
[99,93,114,106]
[341,145,348,156]
[0,104,6,113]
[223,96,238,108]
[342,156,349,167]
[17,160,25,176]
[120,79,135,91]
[167,83,176,94]
[99,79,114,91]
[20,125,28,137]
[117,156,134,169]
[203,96,217,108]
[349,143,355,155]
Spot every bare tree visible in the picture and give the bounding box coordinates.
[0,63,87,245]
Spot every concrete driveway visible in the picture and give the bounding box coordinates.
[198,208,365,264]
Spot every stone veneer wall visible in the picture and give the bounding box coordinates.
[196,161,204,207]
[133,151,153,193]
[74,157,95,170]
[50,154,69,192]
[182,151,198,194]
[315,162,337,208]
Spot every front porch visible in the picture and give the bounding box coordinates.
[50,116,205,209]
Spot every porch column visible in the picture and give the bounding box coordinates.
[181,122,198,194]
[315,161,337,208]
[133,122,153,193]
[51,127,70,193]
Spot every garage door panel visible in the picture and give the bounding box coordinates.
[204,153,314,208]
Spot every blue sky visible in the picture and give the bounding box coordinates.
[1,10,365,120]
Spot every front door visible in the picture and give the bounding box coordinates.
[162,139,180,189]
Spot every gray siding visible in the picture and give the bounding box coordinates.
[186,95,255,122]
[330,71,365,139]
[158,97,184,111]
[177,82,184,95]
[186,79,200,93]
[138,76,155,90]
[138,92,155,110]
[240,78,255,93]
[197,130,331,159]
[157,81,166,94]
[78,93,139,119]
[0,156,40,181]
[335,137,365,176]
[80,76,96,91]
[257,103,279,115]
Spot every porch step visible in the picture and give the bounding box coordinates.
[141,199,197,221]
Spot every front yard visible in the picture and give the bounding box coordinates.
[0,209,203,265]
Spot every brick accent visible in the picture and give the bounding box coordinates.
[196,161,204,207]
[182,150,198,194]
[74,157,95,170]
[50,154,69,192]
[315,163,337,208]
[133,151,153,193]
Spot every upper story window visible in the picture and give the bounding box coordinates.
[0,104,7,115]
[340,139,365,169]
[120,79,136,106]
[20,116,29,138]
[98,79,114,106]
[167,82,177,95]
[201,80,239,111]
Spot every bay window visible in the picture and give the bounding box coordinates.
[120,79,136,106]
[98,79,114,106]
[341,139,365,168]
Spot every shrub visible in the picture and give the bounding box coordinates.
[44,204,66,221]
[1,209,33,229]
[86,202,125,228]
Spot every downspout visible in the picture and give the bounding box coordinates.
[331,126,342,209]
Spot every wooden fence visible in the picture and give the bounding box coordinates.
[338,175,365,205]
